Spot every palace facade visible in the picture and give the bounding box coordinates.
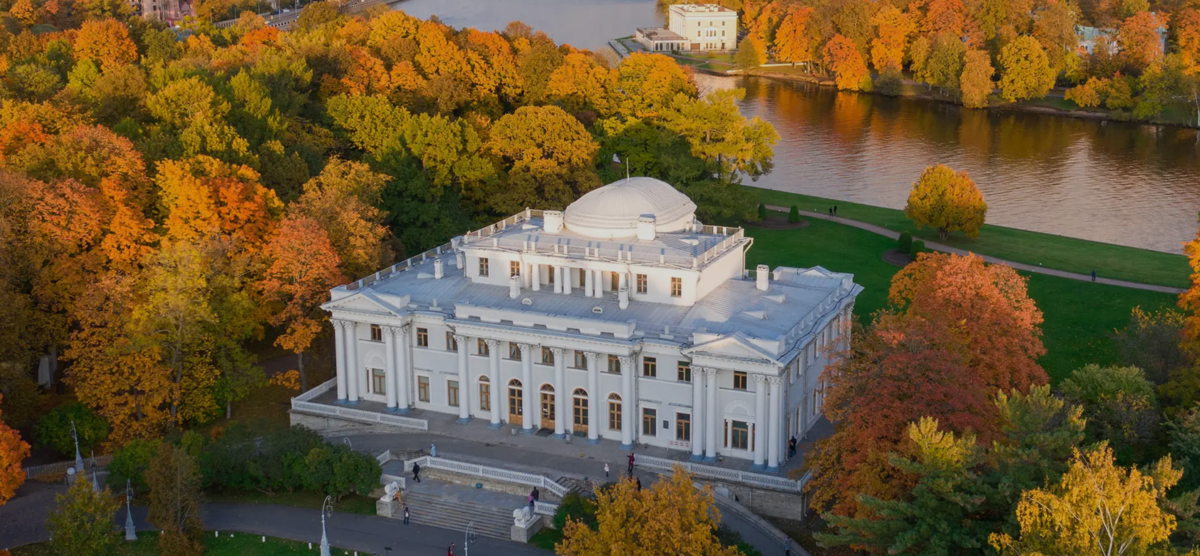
[320,178,860,471]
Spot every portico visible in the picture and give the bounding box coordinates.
[315,177,861,468]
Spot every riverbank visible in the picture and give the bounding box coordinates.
[744,209,1177,382]
[744,186,1192,289]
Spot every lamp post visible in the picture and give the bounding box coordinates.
[319,495,333,556]
[70,419,84,475]
[124,479,137,541]
[464,521,475,556]
[90,450,100,493]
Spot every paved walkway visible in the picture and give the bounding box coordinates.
[768,204,1185,294]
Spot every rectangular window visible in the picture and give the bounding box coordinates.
[479,382,491,411]
[578,268,587,286]
[574,351,586,369]
[370,324,383,342]
[677,361,691,382]
[478,339,489,356]
[642,408,657,437]
[671,277,682,297]
[611,272,619,291]
[479,257,490,277]
[446,332,457,351]
[542,347,554,365]
[609,399,622,430]
[642,357,656,378]
[676,413,691,441]
[733,371,747,390]
[509,343,521,360]
[371,368,385,394]
[730,420,749,450]
[418,376,430,402]
[416,328,428,347]
[636,274,647,294]
[547,266,555,284]
[607,355,620,374]
[510,261,520,277]
[448,380,459,407]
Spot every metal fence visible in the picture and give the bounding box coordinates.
[633,454,808,493]
[24,455,113,480]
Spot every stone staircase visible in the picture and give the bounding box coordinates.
[556,476,596,498]
[400,488,518,540]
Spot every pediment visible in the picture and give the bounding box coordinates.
[321,291,408,317]
[684,333,779,366]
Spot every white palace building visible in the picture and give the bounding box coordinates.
[319,178,860,471]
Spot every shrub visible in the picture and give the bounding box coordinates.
[199,421,325,492]
[302,445,380,500]
[34,402,109,458]
[788,205,800,223]
[553,491,598,531]
[911,239,926,256]
[875,68,903,96]
[897,231,913,254]
[757,203,767,221]
[108,438,162,492]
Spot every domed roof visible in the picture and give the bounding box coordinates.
[563,177,697,239]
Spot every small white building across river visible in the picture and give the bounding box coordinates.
[320,178,860,471]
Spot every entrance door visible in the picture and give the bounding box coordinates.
[573,391,588,435]
[541,389,556,431]
[508,380,523,424]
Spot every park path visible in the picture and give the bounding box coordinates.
[766,205,1186,295]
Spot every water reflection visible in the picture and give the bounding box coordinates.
[704,74,1200,253]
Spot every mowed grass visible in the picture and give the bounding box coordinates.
[745,213,1178,383]
[13,532,325,555]
[748,187,1192,289]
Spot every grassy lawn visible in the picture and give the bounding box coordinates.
[204,490,378,516]
[745,213,1177,383]
[12,533,326,555]
[747,187,1191,289]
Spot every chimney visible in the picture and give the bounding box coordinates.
[455,251,464,269]
[637,215,656,241]
[543,210,564,234]
[619,284,629,310]
[434,258,444,279]
[756,264,769,291]
[510,275,520,299]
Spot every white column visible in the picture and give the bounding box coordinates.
[620,355,633,449]
[690,365,704,460]
[384,325,398,410]
[520,343,534,433]
[455,334,470,424]
[617,271,627,294]
[393,325,410,412]
[553,266,562,294]
[562,267,572,295]
[753,375,767,470]
[594,269,603,298]
[532,263,540,291]
[704,368,718,461]
[586,352,599,444]
[334,320,347,401]
[584,268,594,297]
[768,376,783,472]
[486,339,502,428]
[346,322,360,403]
[553,348,567,438]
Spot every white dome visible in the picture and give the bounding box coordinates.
[563,177,697,239]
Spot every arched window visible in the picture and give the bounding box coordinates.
[608,393,622,431]
[573,389,588,432]
[478,376,490,411]
[540,384,556,426]
[508,379,523,422]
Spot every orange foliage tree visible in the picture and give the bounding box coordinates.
[824,34,870,91]
[0,393,31,505]
[871,5,916,73]
[72,19,138,70]
[774,6,816,66]
[546,52,615,114]
[1119,11,1167,70]
[1176,8,1200,70]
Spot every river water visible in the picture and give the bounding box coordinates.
[392,0,1200,253]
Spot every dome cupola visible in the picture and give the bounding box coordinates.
[563,177,697,239]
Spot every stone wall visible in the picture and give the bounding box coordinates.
[700,480,807,521]
[421,467,563,503]
[289,411,393,436]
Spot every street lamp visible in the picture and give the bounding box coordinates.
[464,521,475,556]
[70,419,84,475]
[342,437,352,450]
[320,495,333,556]
[90,450,100,493]
[124,479,137,541]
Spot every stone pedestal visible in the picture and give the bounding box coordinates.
[510,507,544,543]
[376,498,400,518]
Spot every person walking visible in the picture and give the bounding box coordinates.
[636,477,642,491]
[604,462,610,479]
[411,462,421,483]
[403,505,410,525]
[1091,269,1096,282]
[788,436,797,458]
[833,205,838,215]
[431,443,437,458]
[532,487,540,504]
[627,452,635,476]
[528,492,535,508]
[447,542,455,556]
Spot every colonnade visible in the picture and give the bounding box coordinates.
[688,366,784,470]
[527,261,612,299]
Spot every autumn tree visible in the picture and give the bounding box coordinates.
[291,158,392,280]
[999,35,1056,101]
[960,49,996,108]
[774,7,816,66]
[920,32,967,95]
[1176,9,1200,70]
[261,216,345,390]
[923,0,968,37]
[990,447,1181,556]
[1033,0,1080,75]
[46,478,119,555]
[485,105,600,212]
[546,52,615,114]
[613,53,696,120]
[735,36,766,70]
[870,5,915,73]
[903,164,988,240]
[1120,11,1167,70]
[824,34,870,91]
[73,19,138,70]
[0,394,30,505]
[662,88,780,181]
[147,443,204,556]
[558,467,740,556]
[1111,307,1188,387]
[1061,364,1160,457]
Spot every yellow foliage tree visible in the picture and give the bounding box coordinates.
[557,466,740,556]
[870,5,915,73]
[959,50,995,109]
[0,393,30,505]
[903,164,987,240]
[998,35,1055,102]
[990,446,1179,556]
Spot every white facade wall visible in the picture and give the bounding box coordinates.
[668,4,738,51]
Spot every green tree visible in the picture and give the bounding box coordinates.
[1111,307,1188,386]
[147,443,204,556]
[1061,364,1160,461]
[736,37,766,69]
[903,164,988,240]
[920,32,967,95]
[485,105,600,212]
[107,438,162,492]
[662,88,780,182]
[34,402,110,458]
[47,478,119,556]
[999,35,1056,102]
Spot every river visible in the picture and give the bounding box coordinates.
[391,0,1200,254]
